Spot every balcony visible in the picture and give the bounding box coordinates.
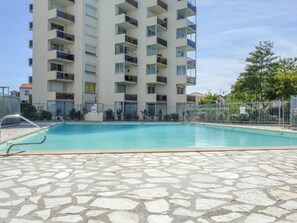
[187,0,197,16]
[157,55,167,67]
[29,58,33,66]
[125,54,137,65]
[125,35,138,47]
[115,74,137,84]
[48,29,75,45]
[48,50,74,63]
[116,0,138,11]
[146,75,167,85]
[125,94,137,101]
[48,9,75,25]
[148,0,168,14]
[157,94,167,102]
[187,19,196,34]
[56,92,74,100]
[187,95,196,102]
[29,40,33,49]
[29,22,33,31]
[187,57,196,68]
[187,39,196,51]
[48,71,74,82]
[29,4,33,13]
[116,14,138,29]
[157,37,167,48]
[146,94,167,102]
[187,76,196,85]
[157,18,167,30]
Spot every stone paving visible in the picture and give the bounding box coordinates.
[0,150,297,223]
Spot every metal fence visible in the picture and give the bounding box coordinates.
[0,95,20,125]
[193,101,290,127]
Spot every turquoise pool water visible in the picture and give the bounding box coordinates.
[1,123,297,152]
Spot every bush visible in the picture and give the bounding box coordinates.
[21,102,39,120]
[163,114,171,121]
[105,109,114,121]
[39,110,52,120]
[171,113,179,121]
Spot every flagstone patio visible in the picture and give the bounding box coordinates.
[0,150,297,222]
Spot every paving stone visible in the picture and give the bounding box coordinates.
[144,169,172,177]
[0,209,11,218]
[244,213,276,223]
[0,198,25,207]
[60,206,86,214]
[267,189,297,200]
[286,213,297,221]
[280,201,297,210]
[52,215,83,222]
[144,199,169,213]
[147,215,173,223]
[86,210,107,217]
[16,204,38,217]
[90,198,139,210]
[260,206,290,218]
[146,177,180,184]
[44,197,72,208]
[195,198,227,210]
[234,189,276,206]
[130,188,168,200]
[211,213,242,222]
[108,211,139,223]
[169,199,191,207]
[211,172,239,179]
[22,178,56,187]
[223,204,255,212]
[0,191,10,199]
[34,210,51,220]
[9,219,43,223]
[0,180,15,189]
[173,207,203,217]
[47,187,71,196]
[76,196,93,204]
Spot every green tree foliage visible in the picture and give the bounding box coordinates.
[229,41,297,102]
[199,92,219,104]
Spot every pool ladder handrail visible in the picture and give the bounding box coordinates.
[0,114,47,156]
[191,114,200,123]
[56,115,65,123]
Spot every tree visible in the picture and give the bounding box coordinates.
[199,92,219,104]
[230,41,278,101]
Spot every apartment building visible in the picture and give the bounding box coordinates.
[29,0,197,118]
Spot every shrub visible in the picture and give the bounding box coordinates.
[163,114,171,121]
[105,109,114,121]
[171,113,179,121]
[21,102,39,120]
[39,110,52,120]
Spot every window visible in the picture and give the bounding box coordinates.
[51,23,64,31]
[51,43,63,51]
[115,43,125,54]
[25,90,30,96]
[177,65,186,75]
[117,27,127,35]
[147,25,156,37]
[146,64,156,74]
[85,4,97,18]
[85,82,96,94]
[177,86,185,94]
[85,64,96,75]
[176,48,185,57]
[177,9,186,20]
[85,25,97,37]
[50,63,64,71]
[147,85,155,94]
[177,28,186,39]
[147,44,157,56]
[85,44,96,56]
[115,63,125,73]
[116,84,126,93]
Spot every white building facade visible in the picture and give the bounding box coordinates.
[30,0,197,118]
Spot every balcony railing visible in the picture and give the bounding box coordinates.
[157,76,167,84]
[125,54,137,64]
[56,92,74,100]
[29,4,33,13]
[29,40,33,48]
[56,30,75,42]
[187,57,196,67]
[125,15,138,27]
[56,71,74,81]
[187,39,196,49]
[125,35,138,46]
[125,0,138,8]
[187,76,196,85]
[29,58,33,66]
[57,51,75,61]
[125,94,137,101]
[157,0,168,11]
[157,55,167,66]
[187,20,196,32]
[157,94,167,102]
[157,37,167,48]
[187,95,196,102]
[157,18,167,29]
[57,10,75,23]
[29,22,33,31]
[125,74,137,83]
[187,0,197,14]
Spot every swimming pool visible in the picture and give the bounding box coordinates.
[1,123,297,153]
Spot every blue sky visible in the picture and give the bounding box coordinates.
[0,0,296,95]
